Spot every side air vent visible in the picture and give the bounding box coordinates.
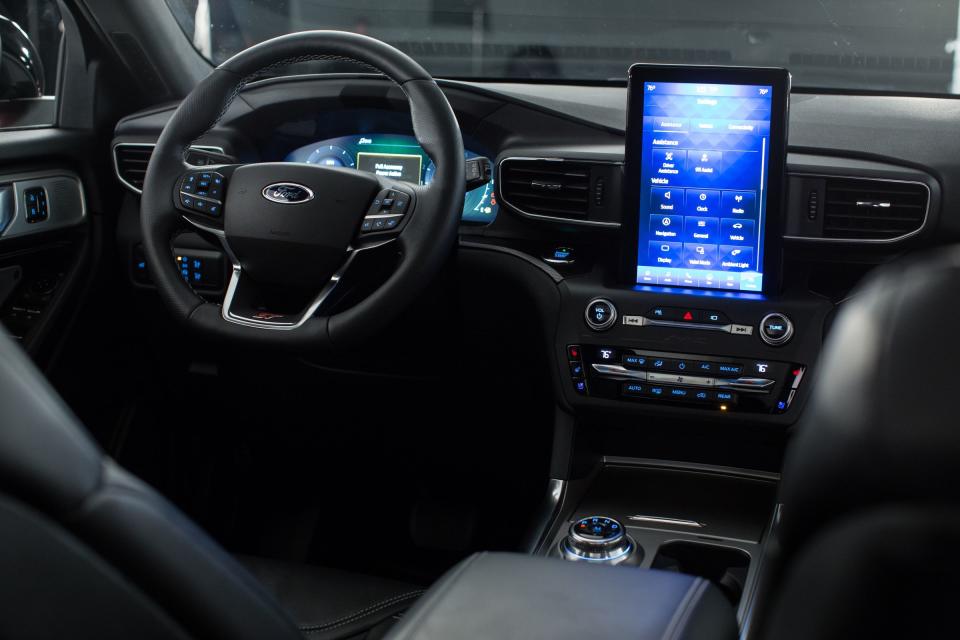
[499,159,593,220]
[822,178,928,240]
[114,144,154,193]
[113,144,228,194]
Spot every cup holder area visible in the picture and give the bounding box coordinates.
[651,541,751,606]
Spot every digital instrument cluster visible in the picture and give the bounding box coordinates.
[284,134,498,224]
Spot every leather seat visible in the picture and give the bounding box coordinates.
[753,246,960,639]
[0,330,420,639]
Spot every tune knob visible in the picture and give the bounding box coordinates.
[759,312,794,346]
[560,516,638,565]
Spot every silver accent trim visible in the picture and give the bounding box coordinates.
[759,312,794,346]
[497,156,622,228]
[584,297,617,331]
[0,171,87,240]
[219,239,395,330]
[590,363,774,394]
[561,517,635,565]
[784,174,931,244]
[621,314,755,336]
[112,142,226,195]
[261,182,315,204]
[627,515,705,528]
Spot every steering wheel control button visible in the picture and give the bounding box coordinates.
[561,516,637,565]
[760,312,794,346]
[585,298,617,331]
[179,171,226,218]
[361,188,413,234]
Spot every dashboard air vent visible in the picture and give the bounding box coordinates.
[499,159,591,220]
[114,144,153,193]
[114,144,228,194]
[823,178,928,240]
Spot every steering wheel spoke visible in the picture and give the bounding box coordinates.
[220,237,397,329]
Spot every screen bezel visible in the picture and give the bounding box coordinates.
[620,64,791,295]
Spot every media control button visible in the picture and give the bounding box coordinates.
[585,299,617,331]
[729,324,754,336]
[760,313,794,345]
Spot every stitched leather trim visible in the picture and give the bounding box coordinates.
[299,589,424,635]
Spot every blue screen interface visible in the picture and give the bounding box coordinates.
[635,81,772,292]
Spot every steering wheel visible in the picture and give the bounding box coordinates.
[140,31,465,349]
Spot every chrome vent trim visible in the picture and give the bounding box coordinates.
[497,156,621,228]
[785,174,931,244]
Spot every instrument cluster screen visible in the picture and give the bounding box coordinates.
[284,134,498,224]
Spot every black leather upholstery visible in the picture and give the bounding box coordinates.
[778,247,960,556]
[0,329,419,639]
[757,247,960,639]
[240,556,424,639]
[386,552,738,640]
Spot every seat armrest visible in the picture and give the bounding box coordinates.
[386,552,737,640]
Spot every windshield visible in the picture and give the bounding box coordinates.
[165,0,960,94]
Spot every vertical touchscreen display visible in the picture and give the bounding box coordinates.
[634,81,772,292]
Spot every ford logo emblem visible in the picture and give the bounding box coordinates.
[262,182,314,204]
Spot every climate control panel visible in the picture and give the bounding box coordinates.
[569,344,805,413]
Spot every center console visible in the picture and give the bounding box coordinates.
[554,64,831,426]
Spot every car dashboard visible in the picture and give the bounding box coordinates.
[109,72,951,432]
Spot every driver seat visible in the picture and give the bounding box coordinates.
[0,330,421,639]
